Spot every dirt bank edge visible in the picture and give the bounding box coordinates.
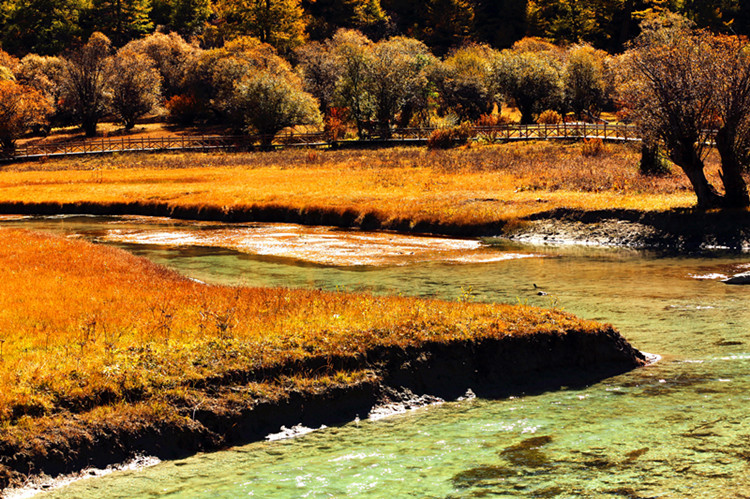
[0,328,645,492]
[2,201,750,250]
[514,207,750,250]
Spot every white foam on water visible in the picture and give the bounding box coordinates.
[265,424,325,442]
[3,455,161,499]
[689,273,728,280]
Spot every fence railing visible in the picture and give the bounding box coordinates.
[6,123,644,161]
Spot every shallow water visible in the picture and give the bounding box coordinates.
[2,216,749,498]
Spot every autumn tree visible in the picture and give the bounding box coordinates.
[492,41,563,124]
[563,44,609,119]
[619,14,750,208]
[295,41,343,116]
[121,32,199,98]
[182,36,291,126]
[0,80,52,153]
[432,44,498,121]
[330,29,375,136]
[707,35,750,207]
[60,32,113,137]
[367,36,436,135]
[16,54,70,127]
[109,49,162,129]
[233,70,321,145]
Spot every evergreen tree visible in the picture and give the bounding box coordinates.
[85,0,154,46]
[302,0,388,40]
[216,0,307,54]
[473,0,528,49]
[150,0,210,37]
[0,0,86,55]
[421,0,475,54]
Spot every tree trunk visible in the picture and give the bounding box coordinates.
[670,144,723,208]
[519,106,534,125]
[639,143,660,175]
[83,117,98,137]
[715,127,750,208]
[1,136,15,156]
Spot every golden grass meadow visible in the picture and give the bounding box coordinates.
[0,142,708,228]
[0,228,605,440]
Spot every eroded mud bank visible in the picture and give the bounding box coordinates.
[0,329,645,492]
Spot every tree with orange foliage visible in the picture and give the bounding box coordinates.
[618,14,750,208]
[0,80,52,154]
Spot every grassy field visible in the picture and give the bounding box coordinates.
[0,142,713,228]
[0,141,657,486]
[0,228,605,440]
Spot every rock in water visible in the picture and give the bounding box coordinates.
[722,271,750,285]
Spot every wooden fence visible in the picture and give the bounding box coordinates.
[6,123,644,162]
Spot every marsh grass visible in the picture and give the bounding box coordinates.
[0,142,728,228]
[0,229,604,441]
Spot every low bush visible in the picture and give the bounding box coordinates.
[165,94,202,126]
[581,137,604,157]
[536,110,563,125]
[427,123,475,149]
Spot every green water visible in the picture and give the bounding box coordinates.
[3,216,750,498]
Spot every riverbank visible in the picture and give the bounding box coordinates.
[1,143,748,250]
[0,229,646,491]
[0,143,697,227]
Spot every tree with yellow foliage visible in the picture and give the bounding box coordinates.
[0,80,52,154]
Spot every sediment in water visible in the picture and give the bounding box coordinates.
[1,201,750,250]
[0,328,645,492]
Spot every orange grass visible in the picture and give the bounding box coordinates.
[0,142,724,227]
[0,228,605,430]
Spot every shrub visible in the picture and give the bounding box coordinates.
[166,94,202,126]
[536,109,562,124]
[639,144,672,176]
[581,137,604,157]
[475,113,510,143]
[476,113,510,127]
[323,107,348,142]
[427,123,475,149]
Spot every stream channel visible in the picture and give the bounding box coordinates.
[2,215,749,498]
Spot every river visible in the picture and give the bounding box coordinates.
[2,215,748,498]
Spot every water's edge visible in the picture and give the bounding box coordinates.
[3,201,750,250]
[0,331,645,493]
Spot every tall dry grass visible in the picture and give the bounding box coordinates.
[0,229,602,431]
[0,142,722,227]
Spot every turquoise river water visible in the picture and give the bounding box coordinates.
[2,216,749,498]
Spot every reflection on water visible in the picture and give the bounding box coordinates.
[1,215,749,498]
